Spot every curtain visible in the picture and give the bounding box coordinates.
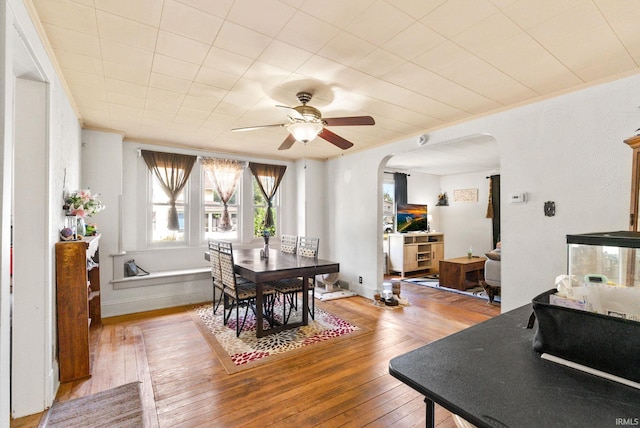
[394,172,408,206]
[486,175,501,248]
[249,162,287,229]
[141,150,196,230]
[201,158,245,231]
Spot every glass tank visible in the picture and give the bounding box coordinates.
[567,231,640,287]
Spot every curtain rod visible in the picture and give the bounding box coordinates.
[137,149,203,161]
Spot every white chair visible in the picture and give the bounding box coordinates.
[281,234,298,254]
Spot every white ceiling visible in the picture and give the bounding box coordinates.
[386,133,500,175]
[27,0,640,163]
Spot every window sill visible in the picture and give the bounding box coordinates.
[111,267,210,290]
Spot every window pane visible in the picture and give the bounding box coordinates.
[253,176,278,238]
[152,204,184,241]
[204,206,238,239]
[254,207,276,237]
[152,176,184,203]
[151,174,186,243]
[203,167,239,240]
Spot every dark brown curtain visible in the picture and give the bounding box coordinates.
[394,172,407,206]
[249,162,287,228]
[141,150,196,230]
[486,175,501,248]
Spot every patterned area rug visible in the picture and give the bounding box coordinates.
[191,301,367,374]
[402,278,501,303]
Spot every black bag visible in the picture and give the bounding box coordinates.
[531,289,640,383]
[124,259,149,277]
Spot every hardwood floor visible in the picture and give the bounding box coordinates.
[12,281,500,428]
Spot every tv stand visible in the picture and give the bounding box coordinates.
[388,232,444,277]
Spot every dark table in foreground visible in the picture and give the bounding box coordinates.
[389,305,640,428]
[233,248,339,338]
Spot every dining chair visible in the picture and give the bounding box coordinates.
[208,239,224,315]
[273,236,320,323]
[281,234,298,254]
[219,241,276,337]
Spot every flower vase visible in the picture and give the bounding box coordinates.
[263,243,269,258]
[77,217,86,238]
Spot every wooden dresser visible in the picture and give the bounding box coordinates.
[55,235,101,382]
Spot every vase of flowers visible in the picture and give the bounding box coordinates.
[64,189,105,218]
[64,190,105,238]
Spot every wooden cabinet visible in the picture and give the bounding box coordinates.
[55,235,101,382]
[625,135,640,231]
[388,233,445,277]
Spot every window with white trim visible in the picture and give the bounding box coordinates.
[150,174,187,242]
[253,175,279,238]
[203,167,240,240]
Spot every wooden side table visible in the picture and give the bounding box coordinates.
[439,256,486,290]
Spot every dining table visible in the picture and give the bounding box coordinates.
[232,247,340,338]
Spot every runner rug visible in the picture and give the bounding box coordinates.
[402,278,501,303]
[46,382,143,428]
[191,301,367,374]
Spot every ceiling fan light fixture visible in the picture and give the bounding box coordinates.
[287,121,323,143]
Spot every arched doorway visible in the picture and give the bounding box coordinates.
[380,133,501,294]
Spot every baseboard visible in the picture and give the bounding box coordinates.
[101,291,211,317]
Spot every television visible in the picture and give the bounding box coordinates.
[396,204,428,232]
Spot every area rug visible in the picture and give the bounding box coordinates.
[402,278,501,303]
[46,382,143,428]
[191,301,368,374]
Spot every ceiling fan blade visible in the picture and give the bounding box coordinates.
[231,123,287,132]
[318,128,354,150]
[278,134,296,150]
[276,105,304,120]
[323,116,375,126]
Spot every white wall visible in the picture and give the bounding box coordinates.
[439,170,495,258]
[81,136,305,317]
[2,0,83,422]
[326,73,636,312]
[405,171,441,231]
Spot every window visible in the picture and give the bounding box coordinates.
[203,168,239,240]
[253,176,278,237]
[151,174,187,242]
[137,148,288,247]
[383,176,395,233]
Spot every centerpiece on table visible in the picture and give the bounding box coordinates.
[261,229,270,258]
[62,189,105,239]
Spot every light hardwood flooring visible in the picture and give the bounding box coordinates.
[13,280,500,428]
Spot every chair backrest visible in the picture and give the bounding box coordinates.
[208,239,222,282]
[297,236,319,258]
[281,234,298,254]
[217,241,237,291]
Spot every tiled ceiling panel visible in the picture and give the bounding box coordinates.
[26,0,640,162]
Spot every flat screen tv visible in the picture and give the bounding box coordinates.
[396,204,428,232]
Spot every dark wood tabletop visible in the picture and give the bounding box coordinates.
[389,305,640,428]
[233,248,339,337]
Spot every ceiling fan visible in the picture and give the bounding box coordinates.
[231,92,375,150]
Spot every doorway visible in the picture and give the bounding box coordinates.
[382,134,500,278]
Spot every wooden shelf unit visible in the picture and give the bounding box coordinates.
[388,232,444,277]
[55,235,101,382]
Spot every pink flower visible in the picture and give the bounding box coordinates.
[71,208,86,218]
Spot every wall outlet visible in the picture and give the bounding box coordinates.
[358,276,363,284]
